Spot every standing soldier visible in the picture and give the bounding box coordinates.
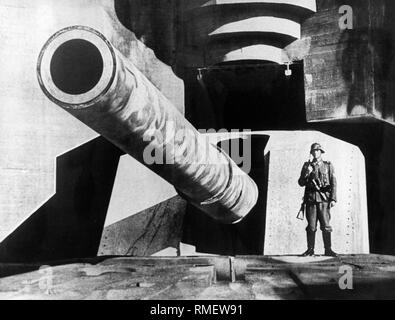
[298,143,338,257]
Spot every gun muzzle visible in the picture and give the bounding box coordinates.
[37,26,258,224]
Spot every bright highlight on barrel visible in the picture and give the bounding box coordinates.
[37,25,259,224]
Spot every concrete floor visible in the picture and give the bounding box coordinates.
[0,255,395,300]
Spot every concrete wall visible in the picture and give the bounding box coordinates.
[0,0,184,261]
[98,156,186,256]
[285,0,395,124]
[114,0,179,67]
[178,0,316,67]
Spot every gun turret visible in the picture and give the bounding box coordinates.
[37,26,258,224]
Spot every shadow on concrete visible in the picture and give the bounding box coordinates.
[339,0,395,121]
[0,137,123,263]
[287,274,395,300]
[99,196,187,256]
[340,27,395,119]
[114,0,178,66]
[182,135,270,255]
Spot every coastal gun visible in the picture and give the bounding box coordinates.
[37,26,258,224]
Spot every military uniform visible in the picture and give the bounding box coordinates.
[298,143,337,257]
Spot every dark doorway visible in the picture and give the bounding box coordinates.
[182,135,270,255]
[188,61,306,131]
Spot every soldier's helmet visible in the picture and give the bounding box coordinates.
[310,143,325,154]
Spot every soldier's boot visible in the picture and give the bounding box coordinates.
[323,231,338,257]
[301,231,315,256]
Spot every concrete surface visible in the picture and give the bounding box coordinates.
[285,0,395,124]
[0,254,395,300]
[179,0,316,66]
[102,156,180,228]
[98,195,186,256]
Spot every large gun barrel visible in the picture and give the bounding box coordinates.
[37,26,258,224]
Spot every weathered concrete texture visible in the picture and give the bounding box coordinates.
[97,155,186,256]
[102,156,180,228]
[1,255,395,300]
[98,196,186,256]
[263,131,369,255]
[114,0,178,67]
[0,0,183,243]
[178,0,316,66]
[286,0,395,124]
[300,0,375,121]
[0,263,215,300]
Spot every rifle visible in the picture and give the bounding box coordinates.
[297,158,312,221]
[297,198,306,220]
